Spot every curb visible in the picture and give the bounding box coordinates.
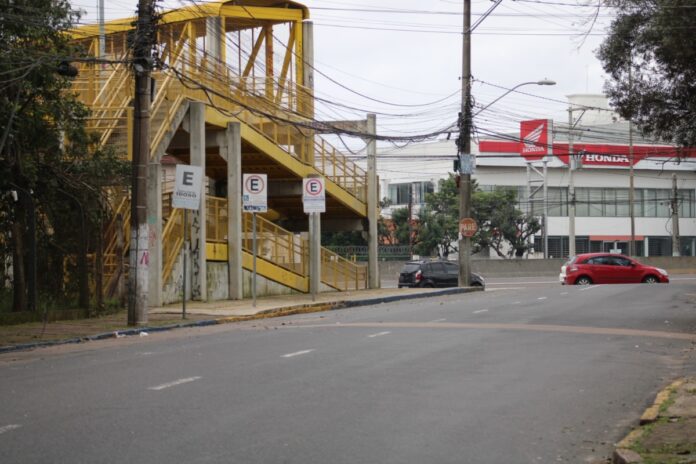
[0,287,481,354]
[612,379,684,464]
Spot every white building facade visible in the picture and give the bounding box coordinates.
[377,95,696,258]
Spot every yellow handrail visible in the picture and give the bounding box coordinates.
[321,247,368,291]
[162,208,186,283]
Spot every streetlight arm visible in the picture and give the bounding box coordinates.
[474,79,556,116]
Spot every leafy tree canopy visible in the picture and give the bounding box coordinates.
[598,0,696,147]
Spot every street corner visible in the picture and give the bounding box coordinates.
[613,378,696,464]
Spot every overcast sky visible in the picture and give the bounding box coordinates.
[74,0,615,149]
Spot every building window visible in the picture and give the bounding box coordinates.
[387,182,434,206]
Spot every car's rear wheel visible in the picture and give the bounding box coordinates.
[575,276,592,285]
[643,275,659,284]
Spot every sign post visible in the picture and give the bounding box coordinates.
[303,177,325,301]
[172,165,203,319]
[459,217,478,238]
[243,174,268,307]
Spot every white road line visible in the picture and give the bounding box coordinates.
[368,331,392,338]
[513,301,521,304]
[148,376,202,391]
[473,309,489,314]
[560,292,568,295]
[0,424,21,435]
[537,297,547,300]
[487,281,558,285]
[428,318,447,323]
[580,285,601,291]
[281,349,315,358]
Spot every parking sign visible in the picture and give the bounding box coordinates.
[303,177,325,213]
[243,174,268,213]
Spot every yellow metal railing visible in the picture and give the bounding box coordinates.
[321,247,368,291]
[101,194,131,294]
[207,196,228,243]
[242,212,307,277]
[162,208,186,284]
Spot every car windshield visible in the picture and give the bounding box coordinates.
[401,263,421,273]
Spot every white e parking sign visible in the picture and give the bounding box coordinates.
[243,174,268,213]
[172,164,203,210]
[303,177,325,213]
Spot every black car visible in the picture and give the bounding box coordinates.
[398,260,485,289]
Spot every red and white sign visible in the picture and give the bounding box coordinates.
[303,177,326,213]
[459,218,478,237]
[520,119,553,162]
[243,173,268,213]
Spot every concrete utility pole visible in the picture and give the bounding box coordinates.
[567,109,576,258]
[366,113,380,289]
[672,173,681,256]
[628,64,636,257]
[128,0,156,326]
[458,0,472,287]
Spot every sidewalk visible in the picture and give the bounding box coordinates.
[613,378,696,464]
[0,286,479,353]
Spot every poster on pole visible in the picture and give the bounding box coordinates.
[303,177,326,213]
[243,174,268,213]
[172,164,203,210]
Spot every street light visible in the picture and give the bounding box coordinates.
[458,78,556,287]
[475,79,557,116]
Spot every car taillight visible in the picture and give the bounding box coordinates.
[415,270,422,282]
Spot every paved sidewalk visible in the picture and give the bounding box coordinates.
[0,286,479,352]
[613,378,696,463]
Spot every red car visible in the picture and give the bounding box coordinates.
[559,253,669,285]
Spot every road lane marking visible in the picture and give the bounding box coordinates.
[513,301,521,304]
[297,322,695,340]
[367,331,391,338]
[148,376,201,391]
[537,297,547,300]
[560,292,568,295]
[428,318,447,323]
[487,281,558,285]
[580,285,601,291]
[281,349,315,358]
[473,309,489,314]
[0,424,21,435]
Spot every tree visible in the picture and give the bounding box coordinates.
[414,176,540,258]
[415,175,459,258]
[0,1,129,312]
[598,0,696,147]
[472,189,540,258]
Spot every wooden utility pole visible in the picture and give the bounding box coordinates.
[128,0,156,325]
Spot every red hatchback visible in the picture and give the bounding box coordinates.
[559,253,669,285]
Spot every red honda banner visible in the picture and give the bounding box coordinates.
[520,119,552,161]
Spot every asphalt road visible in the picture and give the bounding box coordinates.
[1,278,695,463]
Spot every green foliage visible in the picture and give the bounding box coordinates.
[0,0,129,311]
[322,230,366,247]
[390,207,413,248]
[413,176,540,258]
[598,0,696,147]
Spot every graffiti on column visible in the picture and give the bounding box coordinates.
[191,212,202,299]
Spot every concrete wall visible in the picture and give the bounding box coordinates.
[380,256,696,279]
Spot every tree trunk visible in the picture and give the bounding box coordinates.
[11,214,26,312]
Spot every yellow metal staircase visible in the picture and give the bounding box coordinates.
[71,1,370,297]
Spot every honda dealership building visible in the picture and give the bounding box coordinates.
[378,95,696,258]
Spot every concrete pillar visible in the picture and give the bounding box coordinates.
[309,211,321,297]
[205,17,222,63]
[366,113,379,288]
[223,122,243,300]
[147,160,163,307]
[190,102,207,301]
[301,21,315,164]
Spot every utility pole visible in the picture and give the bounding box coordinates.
[567,109,575,258]
[457,0,472,287]
[672,173,680,256]
[408,183,414,259]
[128,0,156,326]
[628,64,636,257]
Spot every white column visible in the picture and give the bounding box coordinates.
[366,113,379,288]
[224,122,243,300]
[190,102,207,300]
[147,160,162,307]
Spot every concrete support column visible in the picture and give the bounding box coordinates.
[190,102,207,301]
[224,122,243,300]
[147,161,163,307]
[366,113,379,288]
[205,16,223,76]
[309,211,321,297]
[301,21,315,164]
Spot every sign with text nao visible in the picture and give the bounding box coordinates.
[520,119,553,162]
[172,164,203,210]
[243,174,268,213]
[303,177,326,213]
